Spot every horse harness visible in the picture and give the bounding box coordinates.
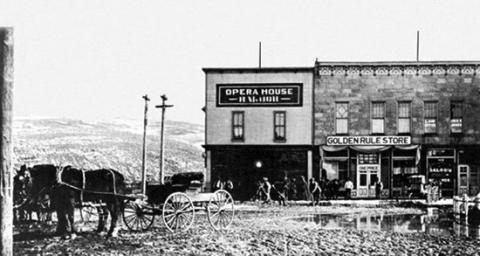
[56,166,119,199]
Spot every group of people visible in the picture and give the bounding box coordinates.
[253,176,361,205]
[213,177,234,194]
[215,174,393,203]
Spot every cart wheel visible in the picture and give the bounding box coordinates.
[162,192,195,232]
[123,201,155,231]
[207,189,234,231]
[79,205,100,231]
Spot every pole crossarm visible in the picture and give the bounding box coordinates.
[155,104,174,109]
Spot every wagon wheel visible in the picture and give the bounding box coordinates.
[207,189,234,231]
[79,204,100,231]
[162,192,195,232]
[123,201,155,231]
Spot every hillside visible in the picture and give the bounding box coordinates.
[12,118,204,182]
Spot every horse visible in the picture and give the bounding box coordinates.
[13,164,53,223]
[15,165,126,237]
[56,166,126,237]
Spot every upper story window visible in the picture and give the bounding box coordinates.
[232,111,244,141]
[335,102,349,134]
[398,101,411,134]
[274,111,286,141]
[424,101,438,134]
[450,101,463,134]
[371,102,385,134]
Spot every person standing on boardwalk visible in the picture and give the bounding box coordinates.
[375,180,383,199]
[261,177,272,204]
[308,178,321,206]
[297,176,308,200]
[225,178,234,195]
[344,178,354,200]
[214,176,224,191]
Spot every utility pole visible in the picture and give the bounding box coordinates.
[416,30,420,62]
[0,27,13,256]
[155,95,173,184]
[258,41,262,68]
[141,95,150,194]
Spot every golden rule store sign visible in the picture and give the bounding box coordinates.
[326,136,411,146]
[216,84,302,107]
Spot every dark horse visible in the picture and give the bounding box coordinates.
[15,164,126,237]
[14,164,53,223]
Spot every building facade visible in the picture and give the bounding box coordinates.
[203,67,314,200]
[315,61,480,198]
[203,61,480,200]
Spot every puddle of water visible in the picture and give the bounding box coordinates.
[291,208,480,239]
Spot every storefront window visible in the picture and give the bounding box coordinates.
[232,111,244,141]
[427,149,455,197]
[459,165,469,187]
[371,102,385,134]
[424,101,437,134]
[398,102,411,134]
[322,149,348,181]
[358,153,379,164]
[335,102,349,134]
[273,111,286,141]
[369,173,378,186]
[450,101,463,134]
[360,173,367,186]
[460,174,468,187]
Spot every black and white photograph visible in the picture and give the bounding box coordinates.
[1,0,480,255]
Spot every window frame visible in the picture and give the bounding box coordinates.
[424,101,438,135]
[450,100,464,134]
[370,101,385,135]
[273,111,286,142]
[397,101,412,134]
[231,111,245,141]
[335,102,349,135]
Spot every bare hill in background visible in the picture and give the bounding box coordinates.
[13,118,204,182]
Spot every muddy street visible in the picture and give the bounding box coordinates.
[13,204,480,255]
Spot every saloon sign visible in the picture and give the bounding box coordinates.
[216,84,302,107]
[326,136,411,146]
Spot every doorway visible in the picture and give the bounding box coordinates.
[356,153,381,198]
[458,164,470,195]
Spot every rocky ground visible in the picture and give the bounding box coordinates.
[13,204,480,256]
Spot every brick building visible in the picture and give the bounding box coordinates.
[315,61,480,198]
[202,67,314,201]
[203,61,480,200]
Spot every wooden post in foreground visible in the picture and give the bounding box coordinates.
[0,27,14,256]
[141,95,150,194]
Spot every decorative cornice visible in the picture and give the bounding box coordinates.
[315,62,480,77]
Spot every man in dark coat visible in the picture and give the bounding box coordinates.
[468,193,480,226]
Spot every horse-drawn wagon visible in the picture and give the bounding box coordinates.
[122,172,235,232]
[14,165,235,236]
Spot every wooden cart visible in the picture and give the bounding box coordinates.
[122,186,235,233]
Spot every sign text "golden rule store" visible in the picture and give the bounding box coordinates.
[326,136,411,146]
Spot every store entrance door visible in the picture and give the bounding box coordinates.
[458,165,470,195]
[356,153,381,198]
[357,166,380,197]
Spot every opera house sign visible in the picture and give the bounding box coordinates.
[216,83,303,107]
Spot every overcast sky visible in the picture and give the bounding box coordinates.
[1,0,480,124]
